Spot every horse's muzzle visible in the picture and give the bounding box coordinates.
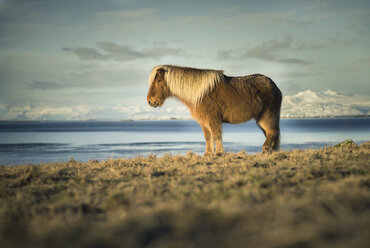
[148,99,159,108]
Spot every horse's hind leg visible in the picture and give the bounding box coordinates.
[257,112,280,153]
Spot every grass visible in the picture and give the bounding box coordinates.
[0,141,369,248]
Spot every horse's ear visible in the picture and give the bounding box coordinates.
[156,68,165,79]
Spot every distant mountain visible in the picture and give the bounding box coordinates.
[0,90,369,120]
[281,90,370,118]
[128,90,370,120]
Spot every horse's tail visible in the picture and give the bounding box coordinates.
[273,115,281,150]
[273,86,282,150]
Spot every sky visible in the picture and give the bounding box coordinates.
[0,0,369,120]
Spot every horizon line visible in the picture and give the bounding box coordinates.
[0,115,369,122]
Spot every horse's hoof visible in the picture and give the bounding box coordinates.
[262,147,272,154]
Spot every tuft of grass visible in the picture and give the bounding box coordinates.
[332,139,357,148]
[0,141,369,248]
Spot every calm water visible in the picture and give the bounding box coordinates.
[0,118,369,165]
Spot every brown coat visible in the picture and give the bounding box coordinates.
[147,65,282,154]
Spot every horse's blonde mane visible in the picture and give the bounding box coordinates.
[148,65,224,105]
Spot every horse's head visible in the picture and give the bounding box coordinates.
[147,68,171,108]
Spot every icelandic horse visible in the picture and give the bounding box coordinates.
[147,65,282,155]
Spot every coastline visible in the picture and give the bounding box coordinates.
[0,115,369,122]
[1,141,369,247]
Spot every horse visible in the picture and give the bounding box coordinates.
[147,65,282,155]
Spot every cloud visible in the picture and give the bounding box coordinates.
[351,57,370,69]
[141,47,183,58]
[27,81,66,90]
[328,36,359,47]
[245,36,312,65]
[175,10,313,29]
[97,42,143,61]
[97,8,156,19]
[96,8,164,30]
[23,64,148,91]
[217,49,235,60]
[62,47,106,60]
[63,42,183,61]
[217,36,321,65]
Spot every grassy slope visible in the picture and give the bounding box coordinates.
[0,142,369,248]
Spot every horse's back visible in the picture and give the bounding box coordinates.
[229,74,279,91]
[228,74,282,106]
[215,74,281,123]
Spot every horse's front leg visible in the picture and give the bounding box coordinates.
[209,121,224,155]
[201,126,214,155]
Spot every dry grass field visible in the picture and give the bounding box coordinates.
[0,140,369,248]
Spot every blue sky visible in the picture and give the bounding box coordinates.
[0,0,369,120]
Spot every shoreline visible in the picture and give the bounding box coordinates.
[0,141,369,247]
[1,140,369,167]
[0,115,369,122]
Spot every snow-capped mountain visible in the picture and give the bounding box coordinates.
[0,90,369,120]
[281,90,370,118]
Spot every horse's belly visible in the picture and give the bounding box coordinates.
[222,108,253,124]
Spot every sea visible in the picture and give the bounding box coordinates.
[0,118,369,165]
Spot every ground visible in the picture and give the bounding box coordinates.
[0,141,369,248]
